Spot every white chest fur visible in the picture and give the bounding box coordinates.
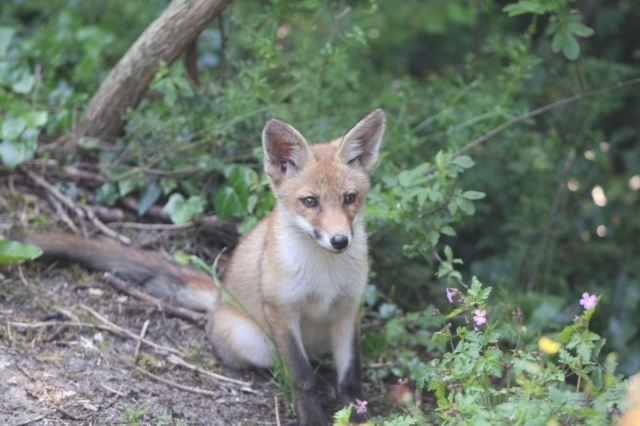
[275,221,368,321]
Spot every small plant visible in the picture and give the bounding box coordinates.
[356,279,626,425]
[123,404,148,426]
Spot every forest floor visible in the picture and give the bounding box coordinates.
[0,173,390,426]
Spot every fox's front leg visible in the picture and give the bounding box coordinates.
[264,302,327,426]
[332,311,364,417]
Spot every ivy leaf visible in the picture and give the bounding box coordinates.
[163,194,205,225]
[0,138,37,167]
[11,71,35,94]
[0,239,43,264]
[0,26,16,57]
[214,187,243,220]
[21,110,48,128]
[138,181,162,216]
[2,117,26,140]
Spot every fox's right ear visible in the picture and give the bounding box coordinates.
[262,118,312,183]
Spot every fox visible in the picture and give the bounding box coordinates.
[25,109,386,425]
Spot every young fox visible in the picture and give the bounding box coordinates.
[26,109,386,425]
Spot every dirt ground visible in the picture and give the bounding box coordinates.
[0,179,390,426]
[0,262,293,426]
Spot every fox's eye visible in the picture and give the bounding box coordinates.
[344,193,357,205]
[301,196,318,208]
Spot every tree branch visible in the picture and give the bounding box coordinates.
[77,0,231,141]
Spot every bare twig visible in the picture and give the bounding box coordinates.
[12,412,52,426]
[46,192,79,232]
[84,206,131,244]
[24,169,131,244]
[100,382,126,397]
[526,149,577,292]
[24,169,84,217]
[131,364,218,397]
[111,221,195,230]
[102,273,206,324]
[133,320,150,362]
[425,77,640,175]
[274,395,281,426]
[78,304,184,356]
[166,353,255,390]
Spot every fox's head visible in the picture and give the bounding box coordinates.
[262,109,385,253]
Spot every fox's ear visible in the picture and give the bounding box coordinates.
[338,108,385,173]
[262,118,312,183]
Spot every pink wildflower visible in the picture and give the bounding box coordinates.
[473,309,487,329]
[579,292,598,310]
[354,399,368,415]
[446,288,458,303]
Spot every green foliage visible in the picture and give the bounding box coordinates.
[361,280,626,425]
[122,404,148,426]
[0,239,43,264]
[503,0,594,60]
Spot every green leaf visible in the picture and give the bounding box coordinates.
[0,138,37,167]
[21,111,48,128]
[462,190,486,200]
[446,307,465,319]
[2,118,26,140]
[457,198,476,215]
[214,187,243,220]
[332,405,352,425]
[11,71,35,94]
[570,22,594,38]
[502,2,552,17]
[441,226,456,236]
[137,181,162,216]
[452,155,474,169]
[118,179,139,197]
[163,194,205,225]
[562,34,580,60]
[0,26,15,57]
[0,239,43,264]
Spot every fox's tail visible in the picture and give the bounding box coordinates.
[24,233,219,311]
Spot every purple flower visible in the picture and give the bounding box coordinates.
[579,292,598,310]
[473,309,487,329]
[354,399,368,415]
[446,288,458,303]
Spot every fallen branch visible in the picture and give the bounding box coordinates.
[102,273,206,324]
[77,0,232,141]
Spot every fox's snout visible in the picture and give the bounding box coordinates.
[329,234,349,250]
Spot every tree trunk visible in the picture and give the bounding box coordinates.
[77,0,231,142]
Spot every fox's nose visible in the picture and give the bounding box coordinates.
[330,234,349,250]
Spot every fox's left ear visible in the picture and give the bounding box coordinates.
[338,109,386,173]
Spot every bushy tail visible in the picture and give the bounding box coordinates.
[25,233,218,311]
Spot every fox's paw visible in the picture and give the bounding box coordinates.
[296,393,328,426]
